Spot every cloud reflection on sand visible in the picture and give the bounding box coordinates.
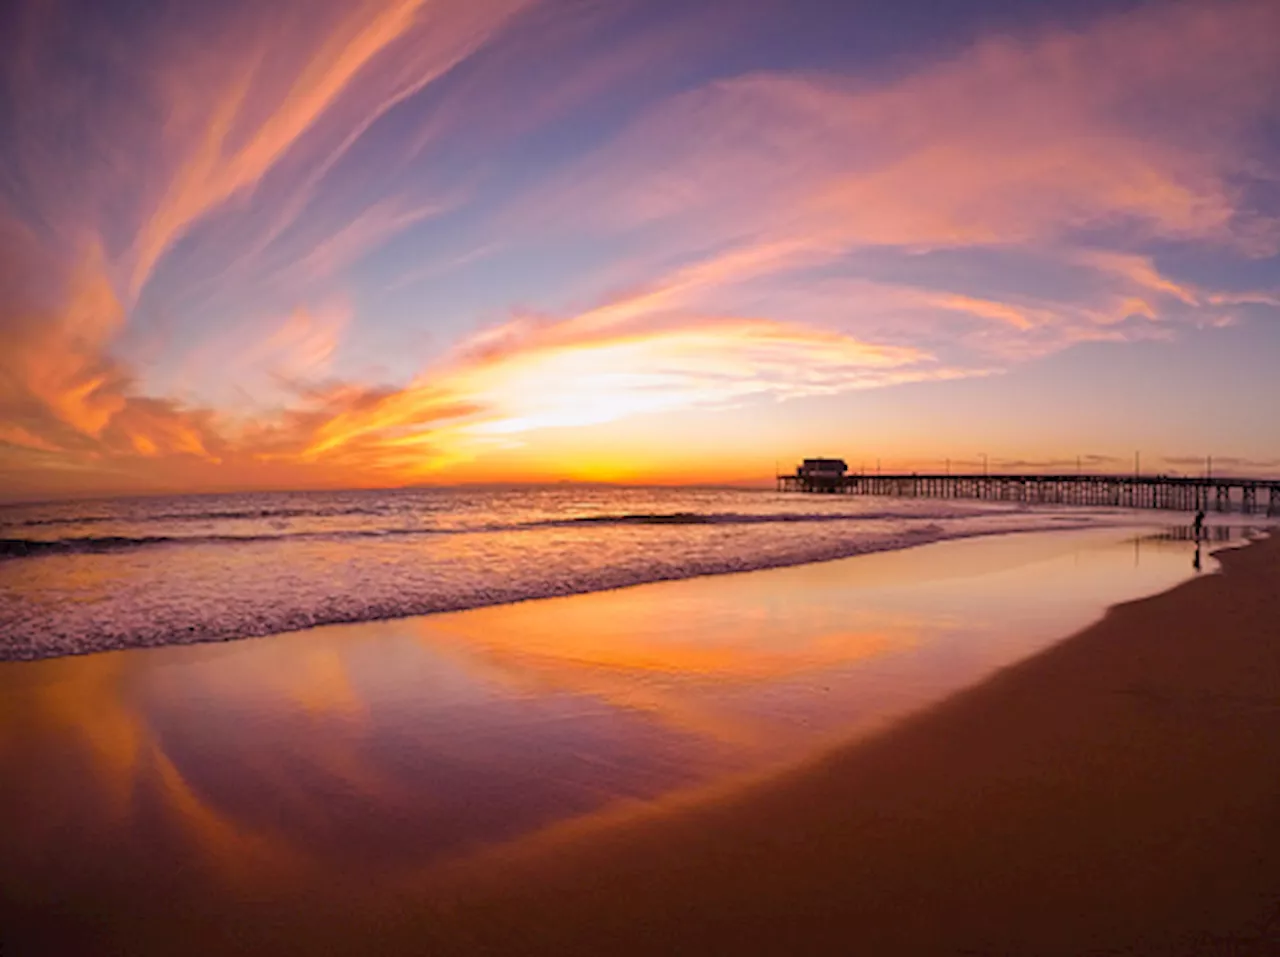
[0,529,1213,909]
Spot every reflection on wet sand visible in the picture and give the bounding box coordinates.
[0,528,1227,949]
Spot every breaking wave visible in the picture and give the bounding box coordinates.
[0,508,1025,560]
[0,486,1132,662]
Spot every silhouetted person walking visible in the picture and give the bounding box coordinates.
[1193,509,1205,540]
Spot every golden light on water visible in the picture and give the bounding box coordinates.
[0,530,1206,900]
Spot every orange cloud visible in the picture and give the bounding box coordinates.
[274,244,960,471]
[931,295,1038,331]
[245,305,350,382]
[128,0,529,296]
[5,243,127,441]
[1074,251,1200,306]
[446,317,939,436]
[0,229,229,473]
[0,0,536,494]
[0,230,960,494]
[0,425,63,454]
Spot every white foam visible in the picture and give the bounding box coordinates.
[0,487,1156,661]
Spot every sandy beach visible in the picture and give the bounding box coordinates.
[413,533,1280,955]
[1,530,1276,955]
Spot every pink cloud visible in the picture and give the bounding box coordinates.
[541,1,1279,253]
[127,0,531,297]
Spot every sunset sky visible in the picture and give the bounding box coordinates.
[1,0,1278,499]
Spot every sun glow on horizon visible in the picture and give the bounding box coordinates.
[1,0,1278,500]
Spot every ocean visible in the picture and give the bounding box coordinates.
[1,486,1142,661]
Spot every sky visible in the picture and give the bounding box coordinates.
[0,0,1278,499]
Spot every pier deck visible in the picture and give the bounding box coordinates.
[776,472,1280,515]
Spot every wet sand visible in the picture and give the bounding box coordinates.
[2,531,1276,954]
[413,534,1280,955]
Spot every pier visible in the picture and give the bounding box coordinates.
[777,459,1280,515]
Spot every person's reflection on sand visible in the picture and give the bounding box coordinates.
[1193,545,1202,573]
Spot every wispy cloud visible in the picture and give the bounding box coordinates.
[291,200,446,281]
[539,1,1280,248]
[0,244,965,490]
[511,0,1280,359]
[127,0,530,296]
[2,0,1279,496]
[289,260,962,468]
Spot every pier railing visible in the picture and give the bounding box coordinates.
[776,472,1280,515]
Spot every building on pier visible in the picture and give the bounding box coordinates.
[794,458,848,492]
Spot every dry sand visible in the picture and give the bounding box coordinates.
[402,535,1280,955]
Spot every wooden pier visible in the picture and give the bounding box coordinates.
[777,470,1280,516]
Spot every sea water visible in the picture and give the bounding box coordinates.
[1,485,1165,659]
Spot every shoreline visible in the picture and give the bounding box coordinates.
[2,531,1275,955]
[0,515,1232,664]
[397,533,1279,955]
